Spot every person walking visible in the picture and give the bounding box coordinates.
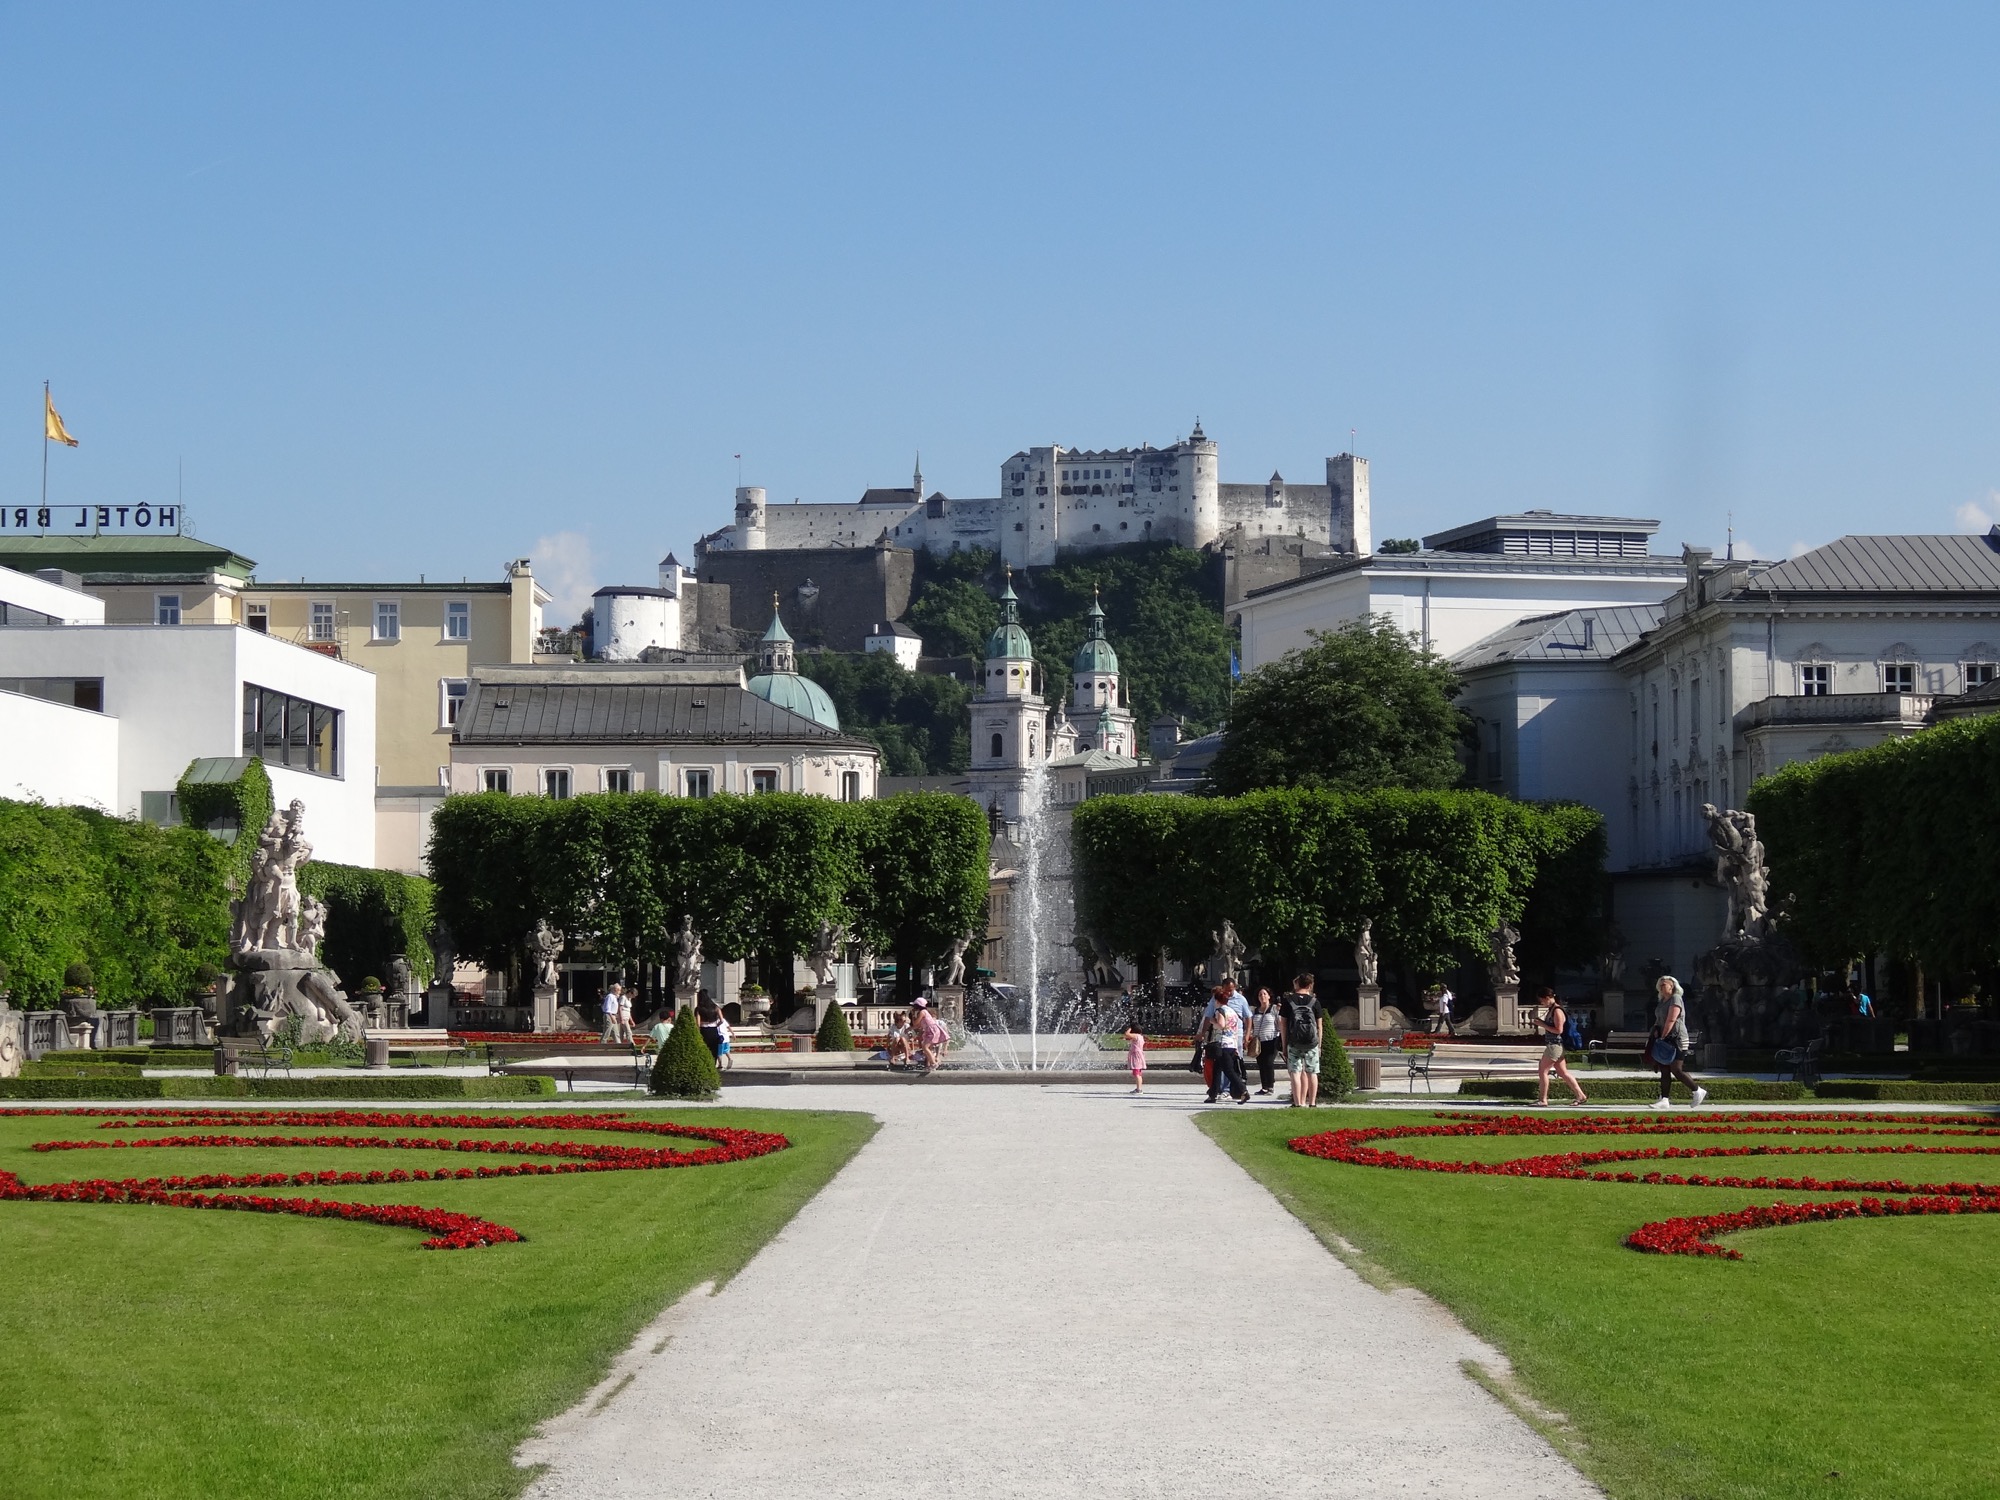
[616,986,636,1045]
[600,984,622,1044]
[696,988,723,1060]
[1282,973,1324,1108]
[1431,984,1458,1037]
[1200,988,1250,1104]
[1196,980,1252,1096]
[1532,985,1588,1106]
[1249,987,1283,1095]
[715,1015,733,1070]
[1648,975,1708,1109]
[1123,1022,1147,1094]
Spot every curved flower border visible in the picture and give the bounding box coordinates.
[1288,1111,2000,1259]
[0,1108,790,1250]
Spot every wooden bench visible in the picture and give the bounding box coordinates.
[1587,1030,1654,1065]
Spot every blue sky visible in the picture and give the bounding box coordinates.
[4,3,1999,620]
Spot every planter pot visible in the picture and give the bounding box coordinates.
[59,995,99,1024]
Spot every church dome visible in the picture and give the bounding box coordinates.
[1071,592,1118,674]
[986,573,1035,661]
[746,670,841,730]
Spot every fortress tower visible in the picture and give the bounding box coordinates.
[733,486,768,551]
[1327,454,1371,555]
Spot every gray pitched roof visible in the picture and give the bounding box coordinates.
[1749,534,2000,594]
[456,678,870,747]
[1453,603,1666,670]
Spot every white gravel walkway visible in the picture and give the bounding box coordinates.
[517,1083,1599,1499]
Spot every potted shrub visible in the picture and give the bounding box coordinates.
[192,962,223,1018]
[59,962,98,1019]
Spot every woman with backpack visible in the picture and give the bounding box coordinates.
[1532,985,1588,1106]
[1249,987,1283,1095]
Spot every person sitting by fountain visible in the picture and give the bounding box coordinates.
[911,998,949,1073]
[886,1013,913,1068]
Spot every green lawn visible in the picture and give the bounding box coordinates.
[1201,1107,2000,1500]
[0,1105,874,1500]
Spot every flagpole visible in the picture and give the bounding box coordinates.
[41,381,50,510]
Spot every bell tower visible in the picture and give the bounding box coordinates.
[1069,589,1135,757]
[966,569,1050,821]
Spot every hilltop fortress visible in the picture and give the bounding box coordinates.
[696,422,1373,569]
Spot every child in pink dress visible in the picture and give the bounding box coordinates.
[1123,1023,1147,1094]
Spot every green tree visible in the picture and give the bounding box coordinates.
[1206,618,1465,796]
[298,863,436,994]
[846,794,990,1001]
[426,793,553,975]
[649,1009,721,1098]
[798,650,972,775]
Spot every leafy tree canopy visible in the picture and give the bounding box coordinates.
[1205,618,1465,796]
[798,650,971,776]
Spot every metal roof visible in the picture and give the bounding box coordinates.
[1243,549,1683,601]
[1453,604,1666,669]
[1748,533,2000,594]
[0,534,256,580]
[455,678,871,748]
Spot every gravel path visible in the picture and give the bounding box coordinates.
[517,1083,1600,1499]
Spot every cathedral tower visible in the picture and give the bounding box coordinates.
[966,570,1049,821]
[1069,589,1135,758]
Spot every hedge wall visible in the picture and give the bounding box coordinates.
[1070,788,1603,977]
[0,798,230,1008]
[299,862,435,993]
[427,791,988,999]
[1748,713,2000,973]
[175,757,274,886]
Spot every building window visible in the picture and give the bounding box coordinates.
[0,676,102,710]
[245,602,269,634]
[155,593,182,625]
[373,600,400,641]
[139,790,180,826]
[1800,664,1831,696]
[990,732,1004,760]
[1967,663,1997,688]
[544,768,571,799]
[441,678,468,727]
[483,768,511,793]
[310,601,336,641]
[241,683,341,777]
[840,771,861,802]
[751,768,779,794]
[444,600,470,640]
[684,769,712,799]
[1883,663,1916,694]
[605,768,633,793]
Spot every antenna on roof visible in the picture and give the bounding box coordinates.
[1726,512,1734,561]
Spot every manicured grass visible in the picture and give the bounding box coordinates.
[0,1105,874,1500]
[1201,1107,2000,1500]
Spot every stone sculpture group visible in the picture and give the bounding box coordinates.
[227,801,369,1045]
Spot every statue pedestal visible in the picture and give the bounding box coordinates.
[813,983,837,1028]
[932,985,965,1024]
[1493,985,1524,1033]
[1356,984,1382,1031]
[532,984,557,1034]
[423,981,452,1029]
[1601,987,1627,1029]
[674,985,699,1017]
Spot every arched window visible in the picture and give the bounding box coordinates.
[990,732,1003,760]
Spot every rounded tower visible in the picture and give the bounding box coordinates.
[733,486,768,551]
[1185,418,1220,548]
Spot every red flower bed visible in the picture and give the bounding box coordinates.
[0,1108,789,1251]
[1288,1112,2000,1259]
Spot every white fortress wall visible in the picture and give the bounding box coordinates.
[1217,480,1334,544]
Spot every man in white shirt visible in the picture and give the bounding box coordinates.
[601,984,622,1043]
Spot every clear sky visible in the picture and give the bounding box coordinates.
[4,3,1999,620]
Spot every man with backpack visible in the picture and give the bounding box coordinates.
[1282,973,1325,1108]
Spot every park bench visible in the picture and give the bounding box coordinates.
[236,1045,292,1077]
[1404,1046,1436,1093]
[1774,1035,1827,1088]
[1587,1030,1654,1065]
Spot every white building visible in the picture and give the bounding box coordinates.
[589,556,696,662]
[862,620,923,670]
[0,564,378,864]
[1235,511,1686,671]
[697,426,1372,570]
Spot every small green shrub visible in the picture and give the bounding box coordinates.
[649,1009,721,1099]
[62,962,95,993]
[815,1002,856,1052]
[1322,1029,1357,1099]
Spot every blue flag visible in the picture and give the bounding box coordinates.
[1229,648,1241,682]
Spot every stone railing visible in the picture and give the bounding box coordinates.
[1734,691,1935,732]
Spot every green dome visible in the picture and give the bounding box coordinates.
[746,671,841,730]
[986,621,1035,660]
[1072,635,1119,674]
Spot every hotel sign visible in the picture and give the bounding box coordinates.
[1,504,181,533]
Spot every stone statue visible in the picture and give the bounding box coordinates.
[1600,924,1627,986]
[1702,803,1771,941]
[944,933,971,988]
[1353,920,1378,987]
[1207,920,1247,987]
[231,800,314,959]
[809,919,845,990]
[673,915,704,994]
[430,921,456,987]
[1488,920,1521,989]
[389,954,414,1000]
[296,895,328,958]
[529,921,562,991]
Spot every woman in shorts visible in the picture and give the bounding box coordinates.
[1532,985,1588,1106]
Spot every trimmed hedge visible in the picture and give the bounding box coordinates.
[20,1060,143,1079]
[1323,1030,1357,1100]
[0,1074,557,1101]
[815,1002,857,1053]
[298,862,435,993]
[1454,1078,1811,1102]
[649,1009,721,1100]
[1814,1080,2000,1102]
